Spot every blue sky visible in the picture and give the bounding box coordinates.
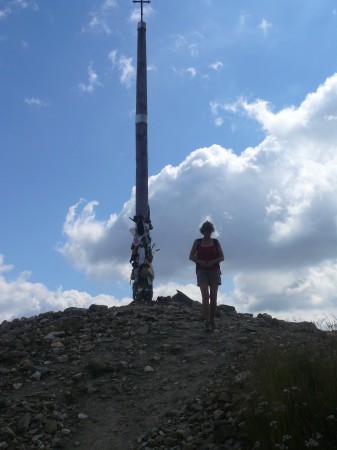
[1,0,337,324]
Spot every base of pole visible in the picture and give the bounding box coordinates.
[130,215,154,302]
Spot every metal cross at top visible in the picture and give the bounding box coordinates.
[132,0,151,21]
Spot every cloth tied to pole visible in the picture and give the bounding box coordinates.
[129,215,154,301]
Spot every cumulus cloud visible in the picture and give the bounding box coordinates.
[0,255,131,323]
[58,74,337,321]
[233,261,337,312]
[57,199,128,280]
[78,62,102,93]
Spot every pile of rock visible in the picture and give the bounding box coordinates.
[0,295,325,449]
[134,387,248,450]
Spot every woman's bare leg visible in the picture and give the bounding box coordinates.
[209,284,218,324]
[199,283,210,324]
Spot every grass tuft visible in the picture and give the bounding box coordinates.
[236,333,337,449]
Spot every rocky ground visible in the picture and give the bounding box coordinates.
[0,291,327,450]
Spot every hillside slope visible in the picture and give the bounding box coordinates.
[0,294,325,449]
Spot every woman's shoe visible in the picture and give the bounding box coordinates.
[205,321,213,332]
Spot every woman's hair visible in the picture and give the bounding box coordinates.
[200,220,215,234]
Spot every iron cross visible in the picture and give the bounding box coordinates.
[132,0,151,21]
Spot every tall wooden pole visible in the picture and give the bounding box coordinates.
[130,0,154,302]
[135,13,148,218]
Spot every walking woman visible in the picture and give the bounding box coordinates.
[189,221,224,332]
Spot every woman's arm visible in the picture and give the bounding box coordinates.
[189,240,208,267]
[189,239,199,263]
[216,242,225,262]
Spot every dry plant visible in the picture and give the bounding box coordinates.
[236,332,337,449]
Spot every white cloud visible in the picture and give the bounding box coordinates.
[209,101,219,116]
[102,0,118,10]
[130,4,154,23]
[231,260,337,320]
[173,34,189,51]
[57,199,125,280]
[236,13,273,36]
[258,18,272,34]
[78,62,102,93]
[0,0,38,20]
[118,55,135,88]
[24,97,49,107]
[13,0,30,9]
[108,49,117,67]
[214,117,223,127]
[108,50,136,88]
[58,73,337,321]
[185,67,197,78]
[82,0,118,34]
[188,44,199,58]
[210,99,240,118]
[171,33,201,57]
[209,61,223,71]
[173,66,197,79]
[210,100,240,126]
[147,64,157,72]
[0,254,131,323]
[237,11,249,32]
[325,114,337,121]
[87,14,111,34]
[0,7,11,20]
